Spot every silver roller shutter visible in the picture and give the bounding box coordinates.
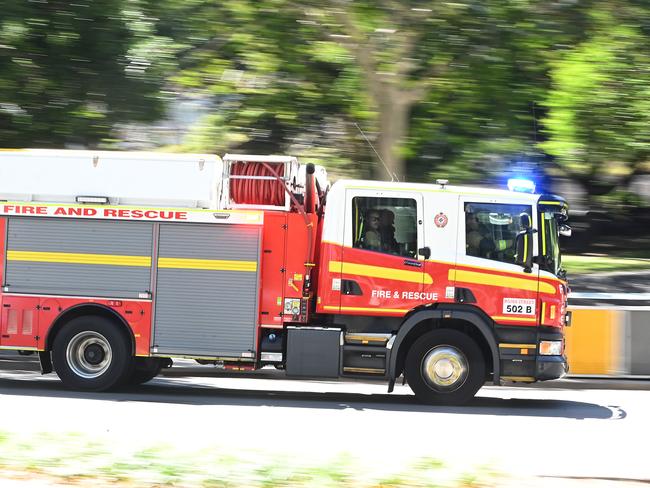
[5,217,153,298]
[153,223,261,357]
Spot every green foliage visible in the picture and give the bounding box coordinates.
[156,1,592,183]
[541,3,650,197]
[0,0,177,148]
[3,0,650,205]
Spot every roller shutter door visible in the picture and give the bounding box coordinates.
[153,223,260,357]
[5,217,153,298]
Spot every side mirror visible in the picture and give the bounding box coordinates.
[559,224,572,237]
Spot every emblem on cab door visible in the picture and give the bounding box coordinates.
[434,212,448,228]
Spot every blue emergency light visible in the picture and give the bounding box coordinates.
[507,178,536,193]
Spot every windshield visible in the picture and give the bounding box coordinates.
[540,211,562,276]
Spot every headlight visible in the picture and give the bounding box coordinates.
[539,340,563,356]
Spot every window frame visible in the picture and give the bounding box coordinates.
[463,201,534,266]
[344,189,424,260]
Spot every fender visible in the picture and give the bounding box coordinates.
[387,304,500,386]
[43,303,135,352]
[39,303,136,374]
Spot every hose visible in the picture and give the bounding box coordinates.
[229,162,285,206]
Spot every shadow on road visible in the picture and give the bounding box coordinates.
[0,366,621,421]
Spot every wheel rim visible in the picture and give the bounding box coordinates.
[421,345,468,392]
[66,331,113,379]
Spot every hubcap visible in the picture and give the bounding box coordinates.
[66,331,112,379]
[421,345,468,392]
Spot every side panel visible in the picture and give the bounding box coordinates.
[153,223,261,357]
[422,192,460,304]
[282,213,317,323]
[5,217,153,298]
[0,217,4,292]
[0,295,39,349]
[258,212,287,327]
[316,241,343,314]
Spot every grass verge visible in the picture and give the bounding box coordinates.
[0,430,500,487]
[562,255,650,274]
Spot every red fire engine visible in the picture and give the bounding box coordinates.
[0,150,570,404]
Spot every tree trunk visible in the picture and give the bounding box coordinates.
[374,86,410,181]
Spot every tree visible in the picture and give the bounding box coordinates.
[163,1,588,182]
[0,0,175,148]
[541,2,650,204]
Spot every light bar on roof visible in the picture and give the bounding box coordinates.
[507,178,536,193]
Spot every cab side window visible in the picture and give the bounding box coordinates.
[465,203,532,264]
[352,197,417,258]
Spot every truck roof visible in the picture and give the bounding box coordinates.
[0,149,222,208]
[332,179,541,203]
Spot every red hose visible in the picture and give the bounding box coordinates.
[229,162,285,206]
[230,161,316,298]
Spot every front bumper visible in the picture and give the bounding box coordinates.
[536,354,568,381]
[499,349,568,383]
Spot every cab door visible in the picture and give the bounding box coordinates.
[339,188,426,317]
[455,197,539,327]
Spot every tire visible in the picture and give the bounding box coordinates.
[405,329,485,405]
[126,358,163,385]
[52,315,133,391]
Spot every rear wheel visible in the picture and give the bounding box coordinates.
[126,358,163,385]
[405,329,485,405]
[52,315,133,391]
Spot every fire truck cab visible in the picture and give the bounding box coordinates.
[312,179,569,403]
[0,150,569,405]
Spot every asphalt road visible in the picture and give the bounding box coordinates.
[1,354,649,486]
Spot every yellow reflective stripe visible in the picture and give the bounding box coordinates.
[538,201,564,206]
[523,234,528,262]
[158,257,257,272]
[450,268,555,294]
[323,305,408,313]
[501,376,536,382]
[354,200,360,242]
[492,315,537,323]
[7,250,151,267]
[330,260,432,285]
[541,214,547,256]
[345,335,388,343]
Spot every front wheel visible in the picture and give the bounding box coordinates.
[52,315,133,391]
[405,329,485,405]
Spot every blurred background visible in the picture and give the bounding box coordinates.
[3,0,650,264]
[2,4,650,486]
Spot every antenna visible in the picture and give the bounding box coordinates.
[354,123,398,182]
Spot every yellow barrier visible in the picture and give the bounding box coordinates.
[564,308,623,375]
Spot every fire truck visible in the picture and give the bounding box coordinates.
[0,149,570,404]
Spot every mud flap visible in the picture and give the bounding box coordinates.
[38,351,53,374]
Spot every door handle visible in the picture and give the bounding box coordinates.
[403,259,422,268]
[342,280,363,296]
